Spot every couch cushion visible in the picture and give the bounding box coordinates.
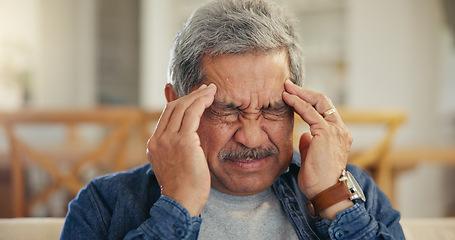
[401,218,455,240]
[0,217,65,240]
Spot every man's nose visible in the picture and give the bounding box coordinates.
[233,113,267,149]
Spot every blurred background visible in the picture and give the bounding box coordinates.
[0,0,454,219]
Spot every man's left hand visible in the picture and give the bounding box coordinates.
[282,80,354,219]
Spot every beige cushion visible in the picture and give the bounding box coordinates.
[1,217,455,239]
[0,218,65,240]
[401,218,455,240]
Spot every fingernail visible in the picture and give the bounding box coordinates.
[198,84,208,89]
[284,79,297,94]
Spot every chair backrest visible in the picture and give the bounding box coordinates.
[0,107,151,217]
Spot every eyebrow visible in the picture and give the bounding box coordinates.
[265,101,289,111]
[211,100,237,110]
[211,100,289,112]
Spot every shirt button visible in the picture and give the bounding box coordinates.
[335,231,344,239]
[173,224,185,238]
[175,228,185,238]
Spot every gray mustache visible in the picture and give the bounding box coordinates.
[218,146,278,160]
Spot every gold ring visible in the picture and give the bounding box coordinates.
[322,108,336,118]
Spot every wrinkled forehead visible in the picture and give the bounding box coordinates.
[201,51,291,111]
[213,85,286,111]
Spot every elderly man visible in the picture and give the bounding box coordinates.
[61,0,405,239]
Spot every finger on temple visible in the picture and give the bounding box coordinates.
[162,84,216,134]
[284,80,342,124]
[284,80,333,114]
[179,93,216,134]
[283,91,323,126]
[152,105,175,137]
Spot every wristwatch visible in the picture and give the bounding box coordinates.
[306,170,366,218]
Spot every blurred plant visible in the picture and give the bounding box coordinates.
[0,39,33,104]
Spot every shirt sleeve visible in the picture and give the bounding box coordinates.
[60,181,202,240]
[316,203,404,240]
[315,166,406,240]
[60,182,110,240]
[124,195,202,240]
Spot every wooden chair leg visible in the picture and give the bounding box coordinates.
[6,125,26,217]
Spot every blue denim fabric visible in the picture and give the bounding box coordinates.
[60,152,405,239]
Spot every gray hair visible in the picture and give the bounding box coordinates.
[168,0,304,97]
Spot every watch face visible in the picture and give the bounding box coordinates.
[346,171,366,202]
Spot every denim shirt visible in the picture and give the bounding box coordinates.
[60,153,405,239]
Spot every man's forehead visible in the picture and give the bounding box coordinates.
[212,93,286,109]
[199,51,292,109]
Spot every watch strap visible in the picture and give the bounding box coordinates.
[306,180,352,218]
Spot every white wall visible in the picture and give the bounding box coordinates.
[139,0,206,111]
[0,0,97,110]
[33,0,96,108]
[346,0,455,217]
[139,0,176,111]
[0,0,39,110]
[346,0,446,146]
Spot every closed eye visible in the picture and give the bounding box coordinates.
[261,104,292,121]
[207,102,292,123]
[207,106,240,123]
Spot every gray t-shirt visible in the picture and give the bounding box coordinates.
[199,187,299,240]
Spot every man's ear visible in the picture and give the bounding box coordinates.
[165,83,179,102]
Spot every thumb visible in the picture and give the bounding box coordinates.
[299,132,312,160]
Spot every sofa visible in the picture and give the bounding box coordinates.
[0,217,454,239]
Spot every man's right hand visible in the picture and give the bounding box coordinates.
[146,83,217,217]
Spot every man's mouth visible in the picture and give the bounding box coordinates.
[228,157,262,163]
[224,156,272,171]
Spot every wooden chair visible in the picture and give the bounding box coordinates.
[0,107,146,217]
